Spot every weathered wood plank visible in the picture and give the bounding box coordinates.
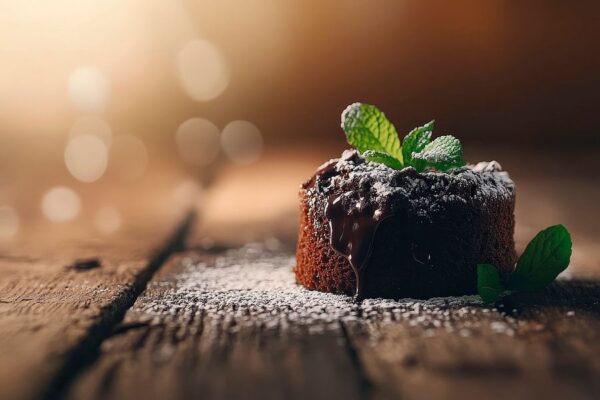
[66,244,600,400]
[0,189,194,400]
[66,246,370,400]
[344,280,600,400]
[0,147,326,400]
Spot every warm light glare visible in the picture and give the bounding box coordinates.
[176,118,220,166]
[0,206,19,239]
[70,116,113,146]
[109,135,148,181]
[176,40,229,101]
[221,120,263,165]
[41,186,81,222]
[64,134,109,183]
[68,66,110,112]
[94,206,122,234]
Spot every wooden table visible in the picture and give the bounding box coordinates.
[0,147,599,400]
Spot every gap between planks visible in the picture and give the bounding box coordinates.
[40,210,196,400]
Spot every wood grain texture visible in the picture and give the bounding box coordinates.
[0,191,194,400]
[66,245,600,400]
[66,246,368,400]
[345,281,600,400]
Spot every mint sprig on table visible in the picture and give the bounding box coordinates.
[477,225,572,303]
[341,102,465,172]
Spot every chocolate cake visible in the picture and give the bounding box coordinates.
[295,150,516,299]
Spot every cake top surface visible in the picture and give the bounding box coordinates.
[305,149,514,218]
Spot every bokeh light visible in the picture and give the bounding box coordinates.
[176,118,220,166]
[93,206,122,234]
[64,134,109,183]
[221,120,263,165]
[41,186,81,222]
[108,135,148,181]
[0,206,19,239]
[176,39,229,101]
[67,66,110,112]
[70,116,112,146]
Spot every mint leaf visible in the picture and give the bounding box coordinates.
[476,225,573,304]
[339,103,467,172]
[412,135,465,171]
[341,103,403,164]
[508,225,572,292]
[477,264,505,303]
[402,120,433,169]
[363,150,403,169]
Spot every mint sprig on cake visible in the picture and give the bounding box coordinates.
[341,102,465,172]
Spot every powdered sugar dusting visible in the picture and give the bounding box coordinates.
[304,150,515,242]
[136,244,520,337]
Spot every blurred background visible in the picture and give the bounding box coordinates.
[0,1,598,268]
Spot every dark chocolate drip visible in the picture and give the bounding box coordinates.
[325,193,388,298]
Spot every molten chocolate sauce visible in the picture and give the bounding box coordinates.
[306,151,397,298]
[325,194,388,298]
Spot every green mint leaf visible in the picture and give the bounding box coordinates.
[412,135,465,171]
[402,120,434,168]
[477,263,506,303]
[363,150,403,169]
[341,103,403,164]
[508,225,572,292]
